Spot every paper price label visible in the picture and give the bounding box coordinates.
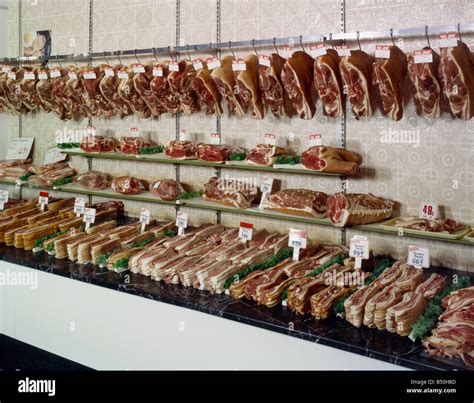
[132,64,145,73]
[0,190,9,210]
[104,67,115,77]
[309,133,322,147]
[43,145,67,164]
[169,61,179,72]
[192,59,203,71]
[375,45,391,59]
[117,70,128,79]
[232,59,246,71]
[281,45,294,58]
[86,125,96,136]
[130,127,141,137]
[140,208,150,225]
[349,236,370,260]
[407,245,430,269]
[83,208,96,224]
[180,130,192,142]
[24,71,36,80]
[264,133,276,146]
[68,72,78,80]
[1,65,10,73]
[6,138,34,160]
[335,45,351,57]
[258,54,271,67]
[83,70,97,79]
[38,70,48,80]
[73,197,85,216]
[38,191,49,206]
[239,222,253,241]
[176,211,188,228]
[152,67,163,77]
[7,71,16,80]
[419,201,438,220]
[439,33,458,48]
[309,44,327,58]
[414,49,433,64]
[288,229,308,249]
[260,177,274,194]
[206,56,221,70]
[210,133,221,145]
[50,68,61,78]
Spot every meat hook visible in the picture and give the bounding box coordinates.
[152,47,158,62]
[167,46,176,61]
[186,44,192,61]
[390,28,395,46]
[425,25,430,47]
[299,35,305,52]
[71,54,78,68]
[329,33,334,49]
[228,41,235,58]
[134,49,141,64]
[116,51,123,66]
[55,55,63,69]
[252,39,258,57]
[272,38,279,55]
[457,23,462,42]
[103,51,111,66]
[356,31,361,50]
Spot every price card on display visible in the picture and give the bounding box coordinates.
[7,71,16,80]
[152,66,163,77]
[132,64,145,73]
[83,208,96,231]
[1,65,10,73]
[192,58,204,71]
[43,144,67,164]
[73,197,85,217]
[238,222,253,242]
[38,191,49,212]
[309,133,322,147]
[83,70,97,79]
[104,67,114,77]
[129,127,141,137]
[24,71,36,80]
[232,59,246,71]
[375,45,391,59]
[180,130,192,142]
[206,56,221,70]
[117,70,128,79]
[5,138,34,160]
[140,208,150,233]
[176,211,188,236]
[439,33,459,48]
[50,68,61,78]
[0,190,9,210]
[419,201,438,220]
[281,45,294,58]
[264,133,276,146]
[86,125,96,136]
[258,54,271,67]
[414,49,433,64]
[335,45,351,57]
[407,245,430,269]
[68,71,77,80]
[169,61,179,72]
[349,235,370,269]
[309,44,327,58]
[259,177,274,210]
[288,228,307,261]
[210,133,221,145]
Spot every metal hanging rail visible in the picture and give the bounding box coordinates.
[1,22,473,64]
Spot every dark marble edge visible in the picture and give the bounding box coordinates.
[0,246,472,372]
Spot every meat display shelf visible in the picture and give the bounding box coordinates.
[62,150,341,176]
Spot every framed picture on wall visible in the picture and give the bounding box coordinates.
[23,29,51,60]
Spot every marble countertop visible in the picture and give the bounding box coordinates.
[0,243,471,371]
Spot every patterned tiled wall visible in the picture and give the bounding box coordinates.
[2,0,474,270]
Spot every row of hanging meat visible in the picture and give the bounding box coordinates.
[0,39,473,121]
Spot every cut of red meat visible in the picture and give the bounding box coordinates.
[263,189,328,218]
[111,176,145,195]
[164,140,196,160]
[149,179,184,201]
[301,146,361,174]
[80,136,115,153]
[195,144,243,163]
[245,144,286,166]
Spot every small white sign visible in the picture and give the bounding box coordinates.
[439,33,459,48]
[43,144,67,164]
[38,191,49,211]
[1,65,10,73]
[0,190,9,211]
[309,44,327,58]
[50,68,61,78]
[407,245,430,269]
[169,61,179,72]
[104,67,115,77]
[24,71,36,80]
[132,64,145,73]
[238,222,253,242]
[5,138,34,160]
[335,45,351,57]
[232,59,246,71]
[152,66,163,77]
[264,133,276,146]
[129,127,141,137]
[281,45,294,58]
[419,201,439,220]
[83,70,97,80]
[309,133,322,147]
[86,125,96,136]
[349,235,370,268]
[176,211,188,236]
[260,177,274,194]
[192,58,204,71]
[258,54,271,67]
[206,56,221,70]
[68,71,78,80]
[180,130,192,142]
[117,70,128,79]
[38,70,48,80]
[74,197,85,217]
[414,49,433,64]
[83,207,96,230]
[140,208,150,225]
[210,133,221,145]
[288,228,307,261]
[375,45,391,59]
[7,71,16,80]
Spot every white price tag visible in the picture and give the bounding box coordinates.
[264,133,276,146]
[24,71,36,80]
[130,127,141,137]
[50,68,61,78]
[152,66,163,77]
[180,130,192,142]
[288,228,307,261]
[7,71,16,80]
[258,54,271,67]
[1,65,10,73]
[210,133,221,145]
[281,45,294,58]
[5,138,34,160]
[439,33,459,48]
[309,44,327,58]
[260,177,274,194]
[74,197,85,217]
[419,201,438,220]
[38,70,48,80]
[132,64,145,73]
[68,71,78,80]
[206,56,221,70]
[169,61,179,72]
[335,45,351,57]
[38,191,49,211]
[176,211,188,235]
[0,190,9,210]
[83,207,96,230]
[83,70,97,79]
[375,45,391,59]
[238,222,253,242]
[140,208,150,225]
[349,236,370,269]
[309,133,322,147]
[86,125,96,136]
[43,145,67,164]
[117,70,128,79]
[192,58,203,71]
[104,67,115,77]
[407,245,430,269]
[232,59,246,71]
[414,49,433,64]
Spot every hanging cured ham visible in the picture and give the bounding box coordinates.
[281,51,316,119]
[99,65,132,117]
[117,66,151,119]
[150,63,180,114]
[439,40,474,120]
[407,48,442,118]
[372,46,407,121]
[192,65,223,115]
[133,62,166,117]
[313,49,344,118]
[168,60,200,115]
[339,50,375,118]
[234,54,264,119]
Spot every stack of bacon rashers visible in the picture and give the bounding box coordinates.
[0,159,32,182]
[27,162,76,188]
